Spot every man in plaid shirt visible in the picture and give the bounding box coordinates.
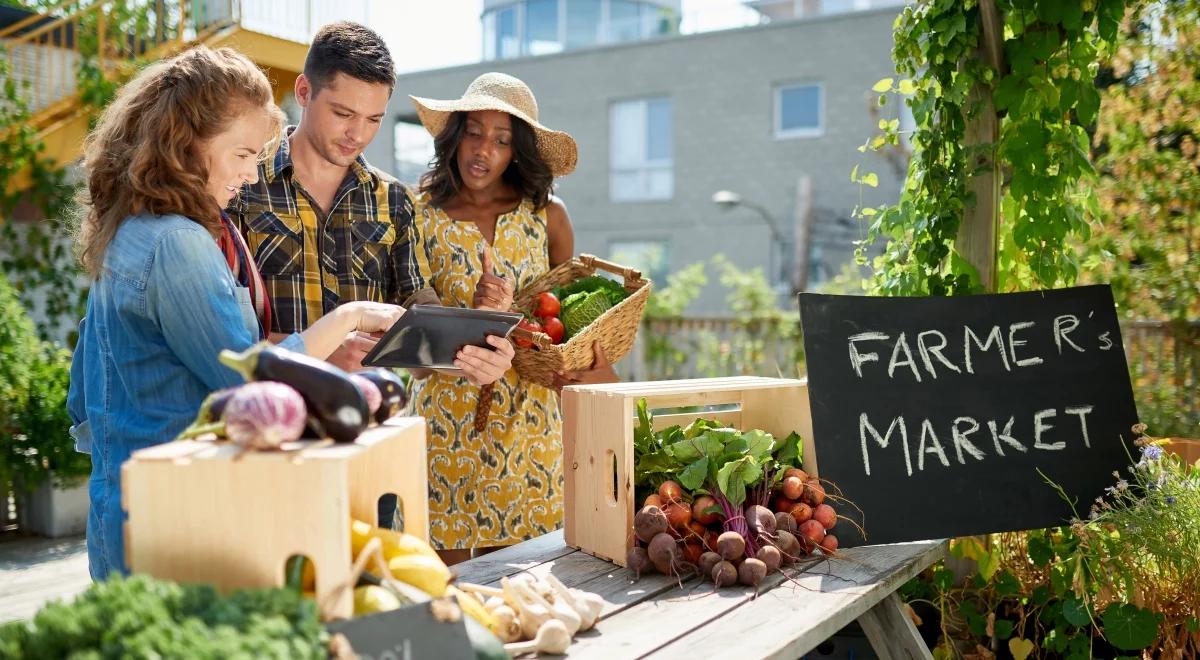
[230,22,513,381]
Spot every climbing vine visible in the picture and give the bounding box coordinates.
[853,0,1135,296]
[0,0,159,343]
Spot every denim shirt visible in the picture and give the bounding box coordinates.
[67,213,304,579]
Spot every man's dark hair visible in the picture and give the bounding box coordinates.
[304,21,395,95]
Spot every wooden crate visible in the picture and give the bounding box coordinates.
[1167,438,1200,465]
[561,377,815,567]
[121,417,427,620]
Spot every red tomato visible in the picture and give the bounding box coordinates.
[541,316,565,344]
[514,318,542,348]
[535,292,560,318]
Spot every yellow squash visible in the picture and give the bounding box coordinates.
[350,519,441,562]
[353,585,402,616]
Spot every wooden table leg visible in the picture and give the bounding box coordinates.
[857,592,932,660]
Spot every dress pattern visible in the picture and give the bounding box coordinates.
[408,194,563,550]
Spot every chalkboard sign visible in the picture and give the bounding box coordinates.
[325,600,476,660]
[799,285,1139,546]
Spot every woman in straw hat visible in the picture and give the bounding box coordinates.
[408,72,617,562]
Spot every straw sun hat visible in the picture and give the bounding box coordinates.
[409,72,578,177]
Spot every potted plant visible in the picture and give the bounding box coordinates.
[0,274,90,537]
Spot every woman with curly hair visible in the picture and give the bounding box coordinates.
[68,46,406,579]
[407,73,618,563]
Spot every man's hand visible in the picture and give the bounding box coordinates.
[325,330,380,372]
[552,341,619,391]
[473,248,514,311]
[453,334,515,386]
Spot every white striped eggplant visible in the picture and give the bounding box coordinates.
[353,368,408,424]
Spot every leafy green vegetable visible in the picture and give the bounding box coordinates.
[551,275,629,307]
[716,456,763,509]
[0,574,328,659]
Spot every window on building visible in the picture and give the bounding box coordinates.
[393,118,435,187]
[496,5,520,59]
[610,97,673,202]
[524,0,562,55]
[775,82,824,138]
[609,239,670,286]
[609,0,642,42]
[566,0,603,49]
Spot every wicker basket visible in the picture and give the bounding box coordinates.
[510,254,651,388]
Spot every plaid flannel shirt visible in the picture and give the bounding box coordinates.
[229,129,438,334]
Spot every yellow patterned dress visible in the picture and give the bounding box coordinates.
[407,194,563,550]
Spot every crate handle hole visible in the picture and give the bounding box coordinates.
[377,492,405,532]
[284,553,316,593]
[608,449,618,507]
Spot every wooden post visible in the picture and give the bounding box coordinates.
[955,0,1006,293]
[792,175,814,294]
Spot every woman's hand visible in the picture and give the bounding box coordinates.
[552,342,619,391]
[454,334,515,386]
[473,248,514,311]
[345,301,406,333]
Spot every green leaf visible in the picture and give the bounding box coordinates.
[850,164,859,183]
[716,455,761,508]
[678,456,709,492]
[861,172,879,188]
[667,432,726,463]
[741,429,776,459]
[994,571,1020,598]
[898,79,916,95]
[1187,617,1199,633]
[995,618,1015,640]
[635,398,654,452]
[775,432,802,466]
[872,77,894,93]
[1028,535,1054,567]
[1076,85,1100,125]
[1062,597,1091,627]
[1101,603,1158,650]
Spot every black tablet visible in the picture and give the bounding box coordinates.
[361,305,523,370]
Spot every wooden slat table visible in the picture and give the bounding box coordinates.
[456,531,948,659]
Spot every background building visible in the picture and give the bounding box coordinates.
[375,0,910,313]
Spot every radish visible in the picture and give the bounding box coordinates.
[711,561,737,588]
[746,505,776,538]
[634,505,668,544]
[781,476,804,501]
[738,557,768,589]
[682,541,704,565]
[658,480,684,503]
[626,546,652,579]
[716,531,746,561]
[813,503,838,530]
[774,511,797,535]
[756,545,782,572]
[644,493,664,509]
[789,502,813,525]
[803,481,826,506]
[223,382,306,450]
[646,532,678,574]
[703,529,720,553]
[774,530,801,562]
[784,467,809,482]
[799,519,826,550]
[819,534,839,553]
[692,495,721,525]
[773,495,795,514]
[687,521,708,541]
[698,551,722,581]
[663,501,692,532]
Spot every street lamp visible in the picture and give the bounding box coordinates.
[711,190,792,291]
